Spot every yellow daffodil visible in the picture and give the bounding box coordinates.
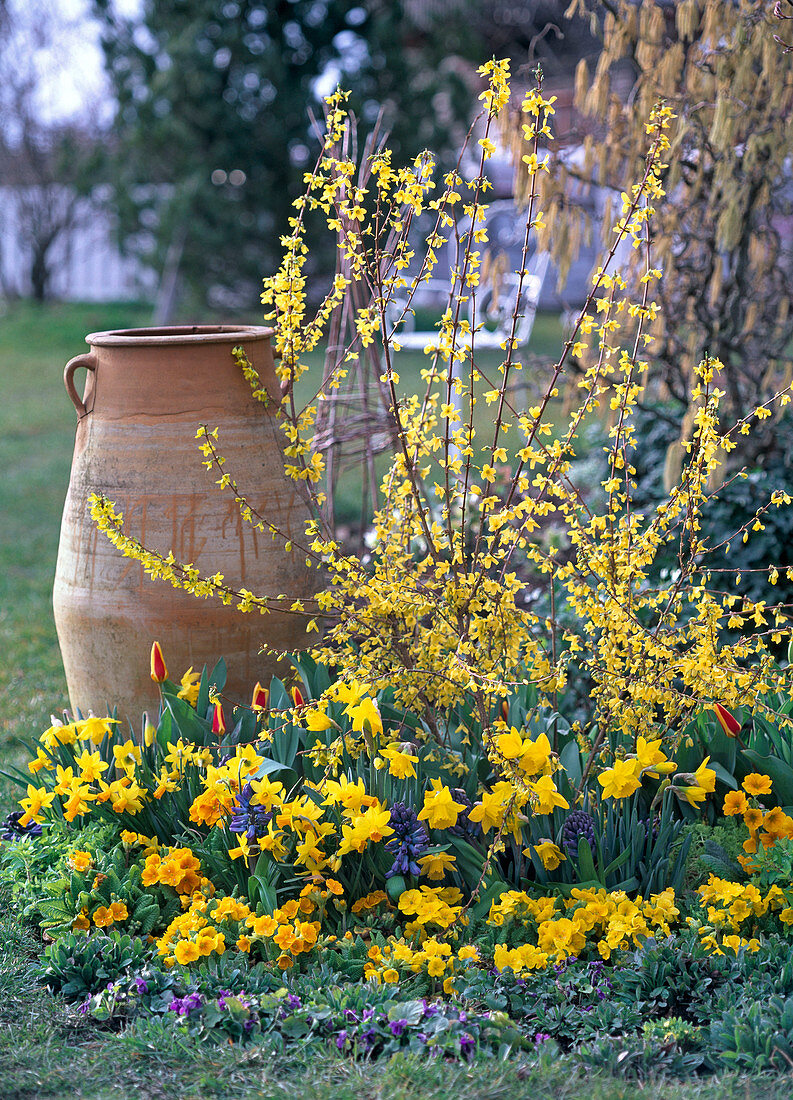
[633,736,676,778]
[530,840,567,870]
[598,758,642,800]
[18,783,56,826]
[417,851,457,880]
[417,779,466,829]
[177,667,201,706]
[304,707,336,731]
[531,775,569,814]
[381,743,418,779]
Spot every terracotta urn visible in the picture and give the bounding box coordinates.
[53,324,319,723]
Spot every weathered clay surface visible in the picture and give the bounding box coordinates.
[53,325,319,723]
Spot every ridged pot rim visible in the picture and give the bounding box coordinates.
[84,324,275,347]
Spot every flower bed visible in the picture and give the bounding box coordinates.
[4,650,793,1077]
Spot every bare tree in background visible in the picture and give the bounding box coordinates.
[0,0,102,301]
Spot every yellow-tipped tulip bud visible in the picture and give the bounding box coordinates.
[714,702,741,738]
[251,682,269,712]
[150,642,168,683]
[211,700,226,738]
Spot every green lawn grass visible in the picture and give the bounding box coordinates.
[0,301,153,810]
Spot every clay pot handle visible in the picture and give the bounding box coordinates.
[64,353,97,418]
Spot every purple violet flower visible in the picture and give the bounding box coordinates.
[389,1018,408,1037]
[459,1032,475,1057]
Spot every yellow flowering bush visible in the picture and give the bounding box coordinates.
[85,61,793,833]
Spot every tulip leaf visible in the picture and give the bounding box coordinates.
[577,836,598,882]
[709,761,738,790]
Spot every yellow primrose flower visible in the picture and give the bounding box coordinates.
[68,850,93,873]
[174,939,200,965]
[723,790,748,816]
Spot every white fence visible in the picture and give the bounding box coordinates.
[0,185,156,302]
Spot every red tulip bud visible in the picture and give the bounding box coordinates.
[150,641,168,684]
[291,685,305,709]
[211,700,226,738]
[251,682,269,712]
[501,698,509,724]
[714,702,741,738]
